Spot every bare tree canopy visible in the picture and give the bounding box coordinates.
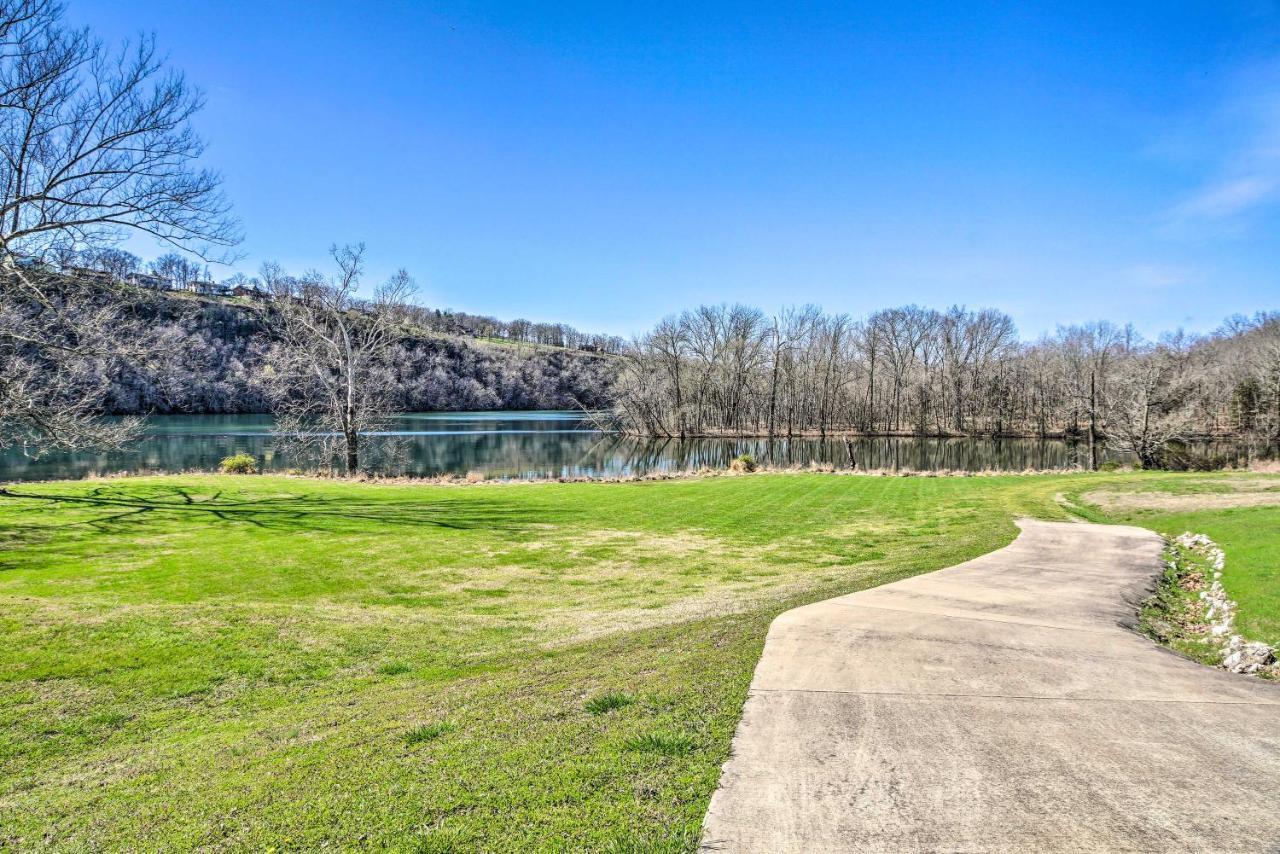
[0,1,238,259]
[263,245,416,474]
[1103,340,1196,468]
[0,0,238,454]
[615,303,1280,468]
[149,251,203,290]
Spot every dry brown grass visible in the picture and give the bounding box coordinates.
[1081,487,1280,513]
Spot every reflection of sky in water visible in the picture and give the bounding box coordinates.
[0,411,1238,482]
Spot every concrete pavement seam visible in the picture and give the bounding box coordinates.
[748,686,1280,705]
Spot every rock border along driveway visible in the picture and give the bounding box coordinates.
[700,519,1280,853]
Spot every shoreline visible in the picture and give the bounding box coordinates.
[0,464,1140,489]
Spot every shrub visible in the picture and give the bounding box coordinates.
[729,453,757,473]
[584,691,635,715]
[218,453,257,474]
[1097,460,1122,472]
[465,470,486,483]
[1153,444,1235,472]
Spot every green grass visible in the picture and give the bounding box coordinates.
[585,692,636,715]
[378,661,413,676]
[623,730,697,756]
[405,721,457,744]
[0,470,1272,849]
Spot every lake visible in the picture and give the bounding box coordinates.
[0,411,1137,482]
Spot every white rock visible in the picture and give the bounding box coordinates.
[1221,636,1275,674]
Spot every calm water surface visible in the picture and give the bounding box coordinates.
[3,411,1113,481]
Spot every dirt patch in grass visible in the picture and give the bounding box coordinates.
[548,577,811,644]
[1201,476,1280,490]
[1082,489,1280,513]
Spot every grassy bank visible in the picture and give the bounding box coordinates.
[1070,475,1280,650]
[0,471,1275,849]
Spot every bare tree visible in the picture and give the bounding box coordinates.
[149,252,202,290]
[0,0,238,453]
[648,315,688,436]
[263,245,415,474]
[940,306,1016,433]
[0,12,236,257]
[258,260,287,291]
[77,246,139,280]
[1056,321,1123,469]
[0,274,140,454]
[1104,345,1194,468]
[876,306,935,431]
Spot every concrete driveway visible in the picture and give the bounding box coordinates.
[700,519,1280,853]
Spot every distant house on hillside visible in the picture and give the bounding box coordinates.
[127,272,172,290]
[230,284,269,300]
[192,280,230,296]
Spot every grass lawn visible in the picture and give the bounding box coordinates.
[0,470,1274,849]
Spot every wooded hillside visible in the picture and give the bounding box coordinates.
[85,285,620,416]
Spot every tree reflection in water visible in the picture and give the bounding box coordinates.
[0,411,1255,482]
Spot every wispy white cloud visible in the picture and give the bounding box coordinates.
[1163,65,1280,228]
[1172,175,1279,219]
[1122,262,1199,290]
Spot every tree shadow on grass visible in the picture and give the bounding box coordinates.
[0,483,563,544]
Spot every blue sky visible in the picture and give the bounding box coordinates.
[78,1,1280,339]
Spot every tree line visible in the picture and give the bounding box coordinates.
[613,303,1280,467]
